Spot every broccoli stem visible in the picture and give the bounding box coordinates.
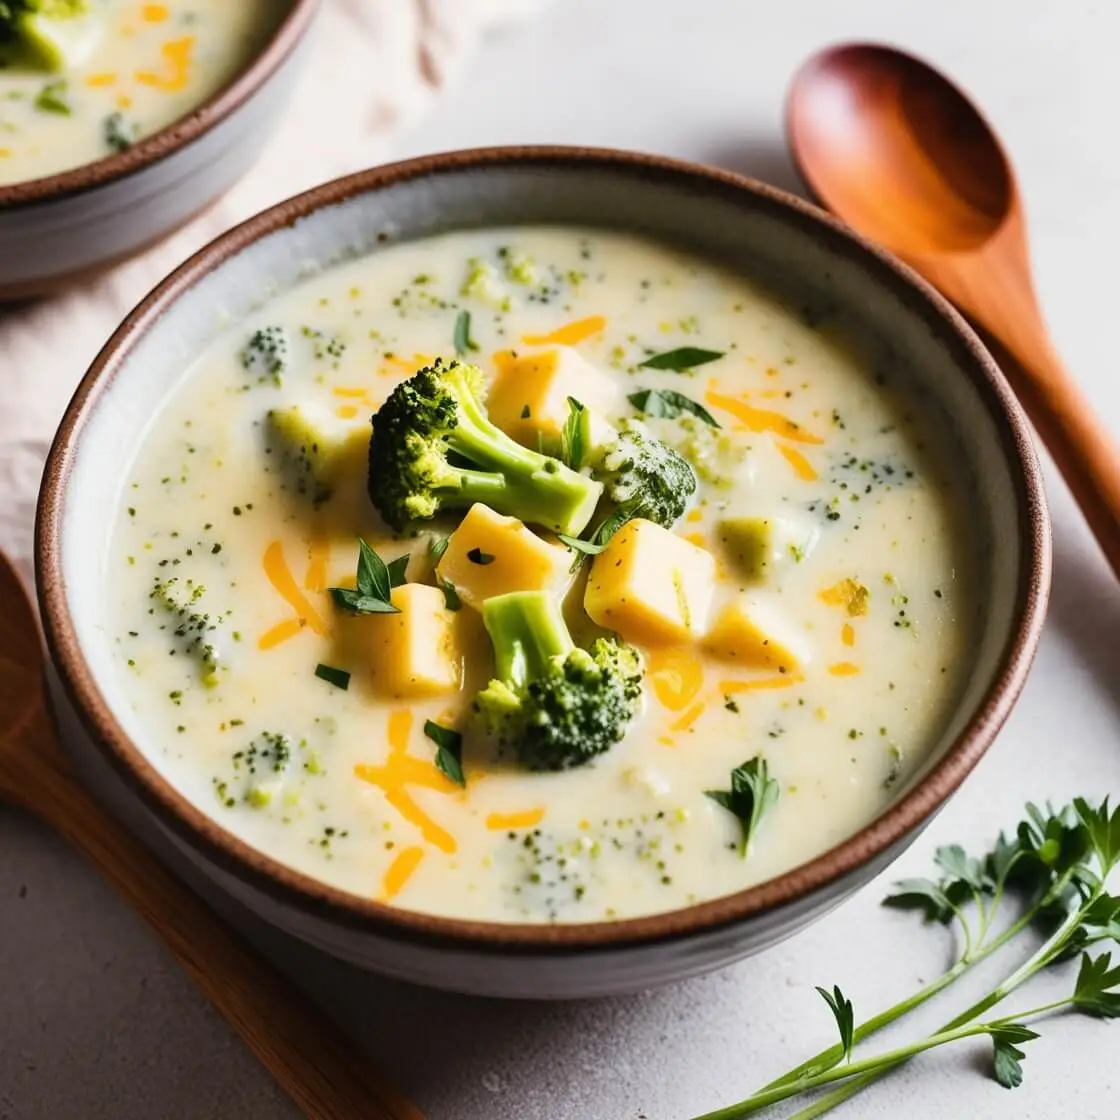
[446,385,601,534]
[482,592,573,688]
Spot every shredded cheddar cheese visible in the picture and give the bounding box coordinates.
[705,387,823,444]
[355,710,460,853]
[485,808,546,831]
[136,36,196,93]
[828,662,861,677]
[262,540,328,636]
[670,702,705,733]
[777,443,819,481]
[257,617,304,651]
[379,846,424,902]
[647,646,705,712]
[819,578,870,617]
[720,674,803,694]
[522,315,606,347]
[841,622,856,647]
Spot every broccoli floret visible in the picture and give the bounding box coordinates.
[150,577,227,686]
[212,731,323,811]
[367,358,602,535]
[583,416,697,528]
[103,110,138,152]
[472,590,644,771]
[664,415,746,489]
[4,1,99,70]
[241,325,290,386]
[460,257,510,309]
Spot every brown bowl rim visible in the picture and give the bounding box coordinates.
[35,145,1051,954]
[0,0,319,209]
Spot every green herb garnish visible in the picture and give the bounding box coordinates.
[35,80,70,115]
[560,396,585,470]
[428,535,450,563]
[328,539,400,614]
[314,663,351,691]
[638,347,723,372]
[438,579,462,611]
[453,309,477,356]
[704,756,779,858]
[692,798,1120,1118]
[628,388,721,427]
[558,501,646,566]
[424,719,465,786]
[385,554,410,587]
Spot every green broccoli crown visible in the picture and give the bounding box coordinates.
[589,421,698,528]
[367,358,602,535]
[241,325,290,385]
[472,591,644,771]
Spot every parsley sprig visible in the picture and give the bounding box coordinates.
[328,539,408,614]
[691,798,1120,1118]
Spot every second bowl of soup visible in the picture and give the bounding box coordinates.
[37,148,1049,997]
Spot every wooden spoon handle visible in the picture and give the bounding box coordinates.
[20,710,424,1120]
[987,330,1120,580]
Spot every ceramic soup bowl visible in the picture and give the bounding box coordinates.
[35,148,1049,998]
[0,0,318,300]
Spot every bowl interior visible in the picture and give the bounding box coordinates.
[44,152,1044,938]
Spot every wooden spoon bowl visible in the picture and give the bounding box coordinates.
[0,551,421,1120]
[788,43,1120,577]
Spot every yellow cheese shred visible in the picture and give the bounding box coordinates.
[136,36,195,92]
[841,622,856,647]
[257,617,304,651]
[777,442,819,481]
[486,808,546,831]
[720,674,803,694]
[705,387,823,445]
[670,701,705,732]
[304,538,330,592]
[647,646,705,712]
[828,662,861,677]
[262,540,328,636]
[85,72,117,87]
[819,578,870,617]
[355,709,460,854]
[141,3,169,21]
[379,846,424,903]
[522,315,606,347]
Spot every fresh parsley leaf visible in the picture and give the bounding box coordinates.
[638,347,724,372]
[1072,951,1120,1018]
[934,844,991,893]
[558,502,646,567]
[453,310,477,356]
[705,756,779,857]
[328,539,400,614]
[428,535,450,563]
[386,554,410,588]
[36,80,71,115]
[561,397,585,470]
[985,831,1021,887]
[990,1024,1038,1089]
[424,719,465,787]
[628,388,721,427]
[467,547,495,565]
[1074,798,1120,873]
[520,404,531,419]
[815,985,855,1063]
[314,663,351,691]
[882,877,962,924]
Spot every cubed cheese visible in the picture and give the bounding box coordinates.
[436,503,571,609]
[718,512,820,582]
[368,583,462,698]
[488,346,619,449]
[584,519,715,646]
[701,595,808,671]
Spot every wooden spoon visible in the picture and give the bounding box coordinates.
[0,550,423,1120]
[787,43,1120,577]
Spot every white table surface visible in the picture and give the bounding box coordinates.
[4,1,1120,1117]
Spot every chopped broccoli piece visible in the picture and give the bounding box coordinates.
[460,257,510,309]
[103,110,137,152]
[499,246,541,286]
[150,577,227,686]
[263,405,347,508]
[472,590,644,771]
[582,415,697,528]
[663,415,747,489]
[213,731,318,811]
[240,325,290,386]
[4,1,101,70]
[367,358,603,535]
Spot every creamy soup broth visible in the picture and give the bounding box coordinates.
[0,1,277,185]
[106,228,975,923]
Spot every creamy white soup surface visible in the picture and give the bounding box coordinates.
[107,228,975,923]
[0,1,276,185]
